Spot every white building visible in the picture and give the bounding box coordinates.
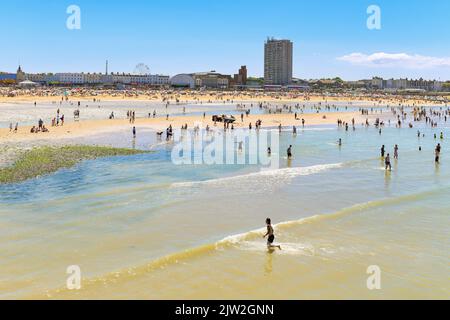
[107,73,169,85]
[84,73,103,84]
[55,73,85,84]
[39,72,170,86]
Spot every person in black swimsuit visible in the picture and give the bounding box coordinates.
[263,218,282,250]
[287,145,293,159]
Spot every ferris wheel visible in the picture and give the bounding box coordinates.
[133,63,151,75]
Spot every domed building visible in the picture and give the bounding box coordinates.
[170,71,231,89]
[18,80,39,88]
[170,74,195,88]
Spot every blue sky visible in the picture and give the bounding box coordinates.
[1,0,449,80]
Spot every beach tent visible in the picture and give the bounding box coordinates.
[18,80,39,88]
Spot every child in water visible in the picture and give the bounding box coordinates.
[263,218,282,250]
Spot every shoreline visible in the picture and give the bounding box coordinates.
[0,92,448,106]
[0,111,364,144]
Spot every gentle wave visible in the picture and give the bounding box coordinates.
[39,187,448,298]
[170,163,345,188]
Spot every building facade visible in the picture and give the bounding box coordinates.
[171,72,230,89]
[234,66,248,85]
[264,38,293,86]
[361,77,443,91]
[21,72,169,86]
[170,74,196,88]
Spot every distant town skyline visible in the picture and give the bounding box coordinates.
[1,0,449,80]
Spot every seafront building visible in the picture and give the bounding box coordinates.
[368,77,443,92]
[0,64,448,92]
[37,72,170,86]
[170,66,248,89]
[234,66,248,86]
[170,71,230,89]
[1,65,170,86]
[264,38,293,86]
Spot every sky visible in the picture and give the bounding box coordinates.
[1,0,449,80]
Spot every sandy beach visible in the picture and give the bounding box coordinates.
[1,89,447,144]
[0,111,363,143]
[1,89,448,106]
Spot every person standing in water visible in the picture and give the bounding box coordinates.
[385,153,392,171]
[263,218,281,250]
[287,145,293,159]
[381,145,385,158]
[435,144,441,163]
[394,145,399,160]
[132,126,136,139]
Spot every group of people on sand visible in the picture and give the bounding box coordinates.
[50,109,64,127]
[30,118,49,133]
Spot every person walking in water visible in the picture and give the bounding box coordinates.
[385,153,392,171]
[287,145,293,159]
[394,145,399,160]
[381,145,385,158]
[435,143,441,163]
[263,218,281,250]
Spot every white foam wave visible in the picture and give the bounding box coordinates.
[238,241,316,256]
[171,163,344,188]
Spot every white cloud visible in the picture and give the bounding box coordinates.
[337,52,450,69]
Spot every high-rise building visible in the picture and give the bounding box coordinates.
[264,38,293,86]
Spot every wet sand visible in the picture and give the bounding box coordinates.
[0,112,364,143]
